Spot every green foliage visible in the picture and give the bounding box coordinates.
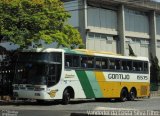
[0,0,83,49]
[150,53,160,86]
[128,44,136,56]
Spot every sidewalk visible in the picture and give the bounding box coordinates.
[150,90,160,97]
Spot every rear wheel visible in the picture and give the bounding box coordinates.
[120,88,128,102]
[62,90,70,105]
[128,88,137,101]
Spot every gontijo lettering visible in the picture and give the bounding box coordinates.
[108,74,130,80]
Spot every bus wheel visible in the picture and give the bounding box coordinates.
[120,88,128,102]
[62,89,70,105]
[128,88,137,101]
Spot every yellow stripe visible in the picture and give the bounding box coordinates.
[94,71,108,97]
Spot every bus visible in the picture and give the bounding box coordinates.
[12,48,150,104]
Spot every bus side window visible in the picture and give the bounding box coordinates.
[127,61,132,70]
[139,62,143,71]
[66,62,70,67]
[73,55,80,67]
[65,55,72,67]
[81,56,87,68]
[102,58,108,69]
[144,62,148,72]
[115,59,121,70]
[109,59,116,70]
[95,57,101,69]
[87,57,94,68]
[122,60,126,70]
[122,60,132,71]
[133,62,138,71]
[133,61,143,72]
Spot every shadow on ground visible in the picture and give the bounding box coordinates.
[0,98,144,106]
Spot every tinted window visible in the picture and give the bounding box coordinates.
[101,58,108,69]
[144,62,148,72]
[95,58,101,69]
[115,59,121,70]
[81,56,87,68]
[65,55,72,67]
[109,59,116,70]
[73,55,80,67]
[87,57,94,68]
[65,54,80,67]
[122,60,132,71]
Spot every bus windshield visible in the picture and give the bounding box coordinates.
[13,52,62,86]
[13,63,47,85]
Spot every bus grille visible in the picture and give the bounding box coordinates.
[27,87,34,90]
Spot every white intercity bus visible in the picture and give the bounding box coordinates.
[13,48,150,104]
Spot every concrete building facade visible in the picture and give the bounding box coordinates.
[63,0,160,61]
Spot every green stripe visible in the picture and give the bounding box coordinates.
[76,70,95,98]
[85,71,103,98]
[64,48,82,54]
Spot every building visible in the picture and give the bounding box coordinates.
[63,0,160,61]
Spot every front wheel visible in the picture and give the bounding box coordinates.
[62,90,70,105]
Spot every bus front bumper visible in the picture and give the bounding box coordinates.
[13,90,52,100]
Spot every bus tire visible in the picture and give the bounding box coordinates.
[62,89,70,105]
[128,88,137,101]
[120,88,128,102]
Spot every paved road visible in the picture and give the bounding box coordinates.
[0,97,160,116]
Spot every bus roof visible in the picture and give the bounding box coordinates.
[64,48,149,61]
[20,48,149,61]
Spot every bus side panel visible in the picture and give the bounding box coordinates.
[85,71,103,98]
[62,69,87,99]
[75,70,95,98]
[62,69,150,100]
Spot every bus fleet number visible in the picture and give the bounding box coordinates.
[137,75,148,80]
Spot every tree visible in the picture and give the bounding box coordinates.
[0,0,83,49]
[150,53,160,90]
[128,44,136,56]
